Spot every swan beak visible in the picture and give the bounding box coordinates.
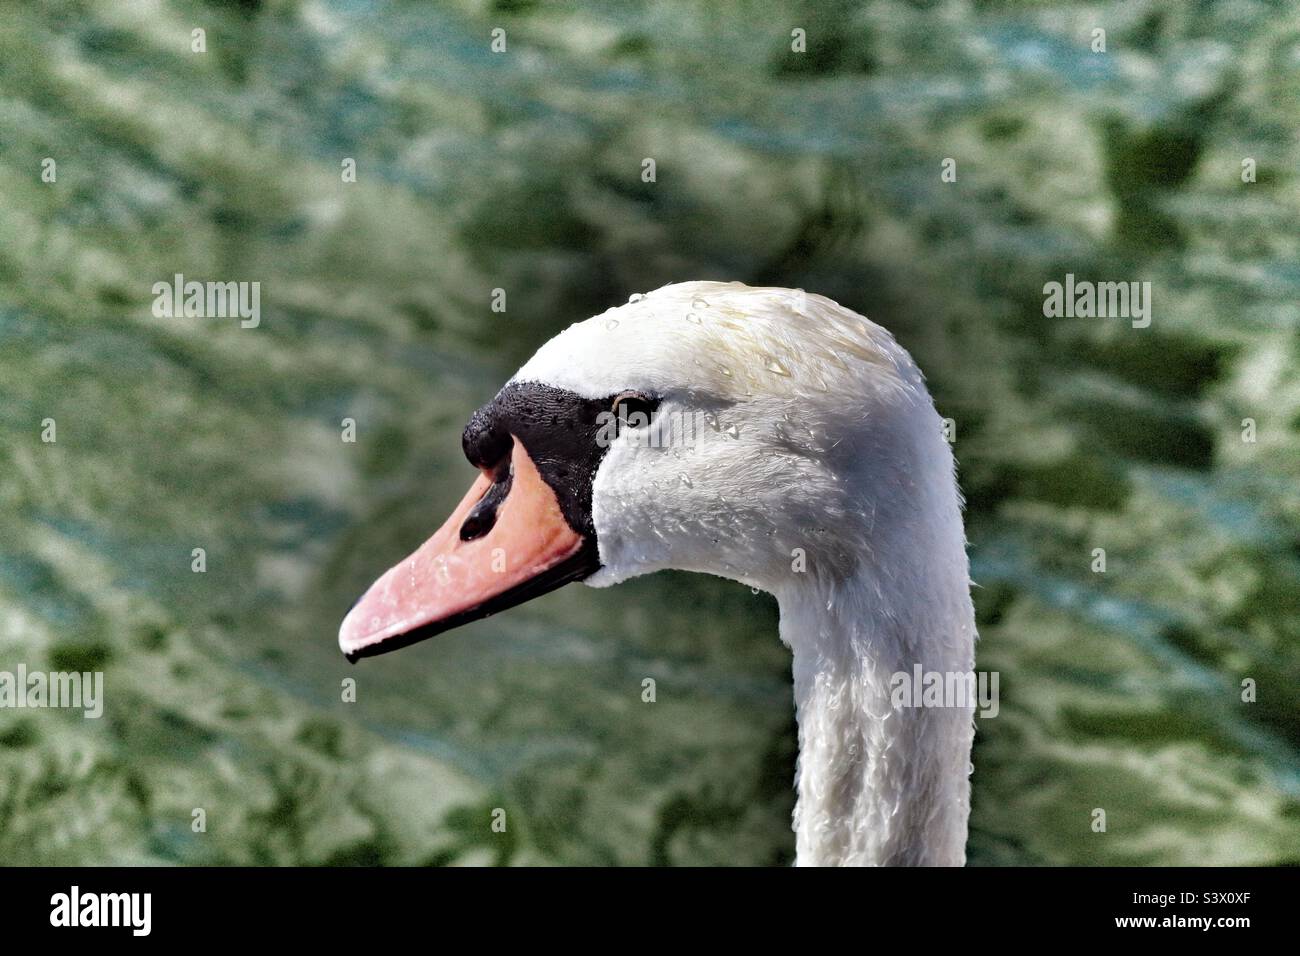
[339,439,593,662]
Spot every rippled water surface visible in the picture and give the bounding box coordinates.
[1,0,1298,864]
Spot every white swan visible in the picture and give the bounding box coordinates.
[340,281,977,866]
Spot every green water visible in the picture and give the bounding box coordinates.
[1,0,1298,865]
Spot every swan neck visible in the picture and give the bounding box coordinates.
[778,559,976,866]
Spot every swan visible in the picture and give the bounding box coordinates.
[339,281,977,866]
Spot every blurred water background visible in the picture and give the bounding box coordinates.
[1,0,1298,865]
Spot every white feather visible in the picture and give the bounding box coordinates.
[513,281,976,866]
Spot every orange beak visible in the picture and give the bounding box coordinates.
[339,439,595,662]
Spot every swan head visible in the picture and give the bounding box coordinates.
[339,281,941,661]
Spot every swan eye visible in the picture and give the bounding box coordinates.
[611,392,656,429]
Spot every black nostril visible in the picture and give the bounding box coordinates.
[459,465,514,541]
[459,512,491,540]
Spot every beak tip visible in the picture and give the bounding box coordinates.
[339,634,369,664]
[338,604,367,662]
